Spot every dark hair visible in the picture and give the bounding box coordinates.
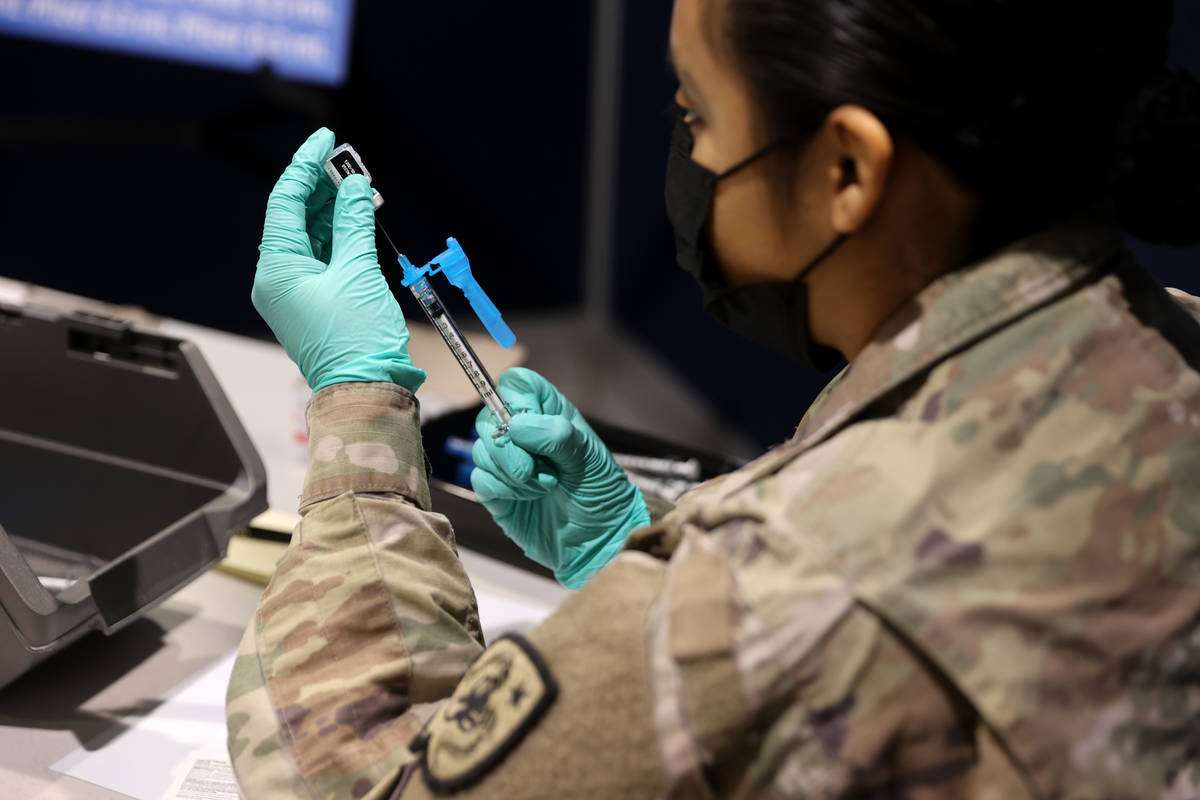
[718,0,1200,246]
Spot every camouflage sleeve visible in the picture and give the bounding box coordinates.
[382,521,1026,798]
[226,383,484,800]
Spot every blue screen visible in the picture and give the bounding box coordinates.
[0,0,355,86]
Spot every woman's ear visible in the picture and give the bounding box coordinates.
[823,105,894,234]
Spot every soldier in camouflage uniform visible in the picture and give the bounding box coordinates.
[228,0,1200,797]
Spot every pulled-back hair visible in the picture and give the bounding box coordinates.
[717,0,1200,245]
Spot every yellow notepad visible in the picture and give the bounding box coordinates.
[217,510,300,585]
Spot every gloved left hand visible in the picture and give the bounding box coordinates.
[470,368,651,590]
[252,127,426,393]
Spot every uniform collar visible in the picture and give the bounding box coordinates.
[791,219,1127,451]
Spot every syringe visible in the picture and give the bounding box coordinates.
[322,144,517,436]
[397,242,515,436]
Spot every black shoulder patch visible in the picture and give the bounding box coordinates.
[413,634,558,794]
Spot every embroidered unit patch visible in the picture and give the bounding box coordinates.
[414,634,558,794]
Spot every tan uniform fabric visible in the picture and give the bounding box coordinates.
[229,222,1200,799]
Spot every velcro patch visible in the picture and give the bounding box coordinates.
[413,634,557,794]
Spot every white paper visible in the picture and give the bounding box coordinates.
[51,652,236,800]
[164,754,240,800]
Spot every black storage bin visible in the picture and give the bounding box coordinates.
[0,304,268,688]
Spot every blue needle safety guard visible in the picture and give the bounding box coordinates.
[398,238,517,349]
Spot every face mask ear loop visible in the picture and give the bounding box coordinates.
[796,234,849,282]
[710,132,847,284]
[716,138,793,181]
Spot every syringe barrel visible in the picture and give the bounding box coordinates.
[488,395,514,433]
[407,277,512,432]
[408,276,441,316]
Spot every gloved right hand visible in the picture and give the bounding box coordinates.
[471,368,650,590]
[252,127,425,394]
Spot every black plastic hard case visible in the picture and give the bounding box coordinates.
[0,304,268,688]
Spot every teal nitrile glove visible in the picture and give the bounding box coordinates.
[470,368,651,590]
[252,127,425,393]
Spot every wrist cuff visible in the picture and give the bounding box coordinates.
[300,382,431,513]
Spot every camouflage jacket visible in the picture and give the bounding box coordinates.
[227,221,1200,799]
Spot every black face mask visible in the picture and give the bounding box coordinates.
[664,113,846,372]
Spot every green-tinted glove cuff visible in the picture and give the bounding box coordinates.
[311,356,427,394]
[555,493,652,590]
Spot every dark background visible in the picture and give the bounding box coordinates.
[2,0,1199,450]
